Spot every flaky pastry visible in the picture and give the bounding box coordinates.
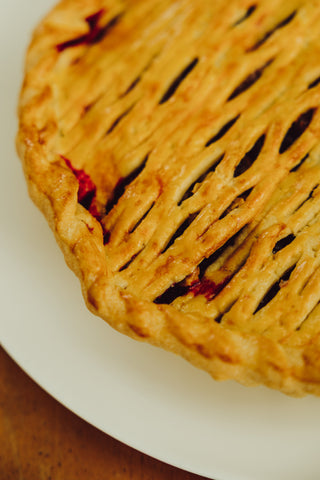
[17,0,320,396]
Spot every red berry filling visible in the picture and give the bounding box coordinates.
[188,277,231,301]
[62,156,110,244]
[56,10,120,52]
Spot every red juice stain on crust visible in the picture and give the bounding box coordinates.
[62,156,110,244]
[56,10,121,52]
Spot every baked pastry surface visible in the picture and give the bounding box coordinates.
[17,0,320,396]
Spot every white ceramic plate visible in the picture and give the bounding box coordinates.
[1,2,320,479]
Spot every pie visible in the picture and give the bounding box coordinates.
[17,0,320,396]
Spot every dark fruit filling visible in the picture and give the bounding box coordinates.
[188,277,231,301]
[154,276,231,304]
[62,156,110,244]
[279,108,316,154]
[56,10,120,52]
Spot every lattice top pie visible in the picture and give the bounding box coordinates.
[17,0,320,396]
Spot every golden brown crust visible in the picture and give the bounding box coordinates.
[17,0,320,396]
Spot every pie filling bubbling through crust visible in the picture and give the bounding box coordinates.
[17,0,320,396]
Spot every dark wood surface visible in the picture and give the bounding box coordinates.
[0,346,210,480]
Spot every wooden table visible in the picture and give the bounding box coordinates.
[0,347,209,480]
